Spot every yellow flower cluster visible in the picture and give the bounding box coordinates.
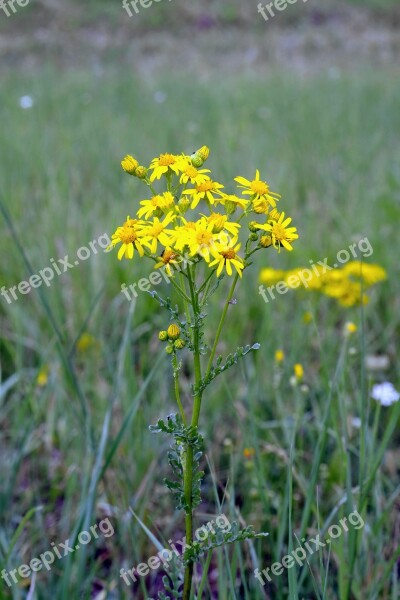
[109,146,298,278]
[260,261,387,307]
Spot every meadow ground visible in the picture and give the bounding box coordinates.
[0,1,400,598]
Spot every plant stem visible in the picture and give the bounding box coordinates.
[205,272,240,378]
[183,266,203,600]
[172,353,186,425]
[183,270,240,599]
[196,549,213,599]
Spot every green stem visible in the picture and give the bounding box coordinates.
[196,549,213,598]
[183,266,203,600]
[205,272,240,378]
[172,353,186,426]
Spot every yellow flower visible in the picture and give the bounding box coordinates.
[180,164,211,185]
[243,447,255,459]
[259,212,299,252]
[275,349,285,362]
[252,198,270,214]
[303,311,313,324]
[268,208,282,221]
[205,212,240,237]
[235,170,281,206]
[77,333,98,353]
[142,213,175,254]
[182,179,224,209]
[137,192,175,220]
[149,153,182,182]
[209,241,244,277]
[217,194,249,214]
[121,155,139,175]
[36,365,49,387]
[186,218,219,262]
[294,364,304,380]
[155,247,180,277]
[259,267,286,285]
[345,321,358,335]
[110,217,149,260]
[343,262,387,286]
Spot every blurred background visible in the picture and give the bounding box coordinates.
[1,1,400,598]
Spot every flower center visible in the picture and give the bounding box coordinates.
[162,249,178,263]
[151,195,164,206]
[158,153,176,166]
[221,249,236,260]
[151,224,164,237]
[251,181,269,195]
[271,223,287,240]
[119,226,138,244]
[196,231,213,246]
[197,181,214,192]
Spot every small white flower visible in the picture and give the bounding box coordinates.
[19,95,34,109]
[371,382,400,407]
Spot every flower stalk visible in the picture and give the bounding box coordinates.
[110,146,297,598]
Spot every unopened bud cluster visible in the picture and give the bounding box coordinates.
[159,324,186,353]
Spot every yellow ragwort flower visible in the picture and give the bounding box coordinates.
[180,164,211,185]
[209,240,244,278]
[259,212,299,252]
[138,192,175,220]
[182,179,224,209]
[149,153,183,182]
[155,247,180,277]
[294,364,304,380]
[235,170,281,206]
[110,217,150,260]
[142,213,175,254]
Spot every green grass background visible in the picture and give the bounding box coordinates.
[0,1,400,599]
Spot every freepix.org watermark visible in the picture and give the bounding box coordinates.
[1,233,111,305]
[122,0,172,17]
[1,518,114,588]
[254,509,364,586]
[0,0,29,17]
[258,237,373,304]
[120,514,232,585]
[121,252,194,301]
[257,0,308,22]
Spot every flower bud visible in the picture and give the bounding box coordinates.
[249,233,259,242]
[174,338,186,349]
[260,235,272,248]
[135,165,148,179]
[191,146,210,168]
[252,199,269,214]
[177,197,191,214]
[167,324,180,340]
[165,345,174,355]
[159,330,168,341]
[248,221,260,233]
[121,155,139,175]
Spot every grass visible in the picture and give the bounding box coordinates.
[0,64,400,599]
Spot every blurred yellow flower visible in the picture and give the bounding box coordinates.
[294,364,304,380]
[275,349,285,362]
[36,366,49,387]
[243,447,255,459]
[77,333,98,353]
